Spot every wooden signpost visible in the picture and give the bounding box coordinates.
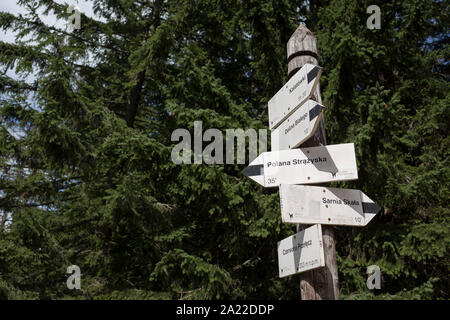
[286,25,339,301]
[242,25,380,300]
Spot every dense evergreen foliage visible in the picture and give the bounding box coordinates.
[0,0,448,299]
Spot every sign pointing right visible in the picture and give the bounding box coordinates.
[268,63,322,130]
[279,184,382,226]
[271,99,325,151]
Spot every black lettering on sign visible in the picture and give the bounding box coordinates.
[267,160,291,167]
[343,199,360,206]
[323,197,342,205]
[322,197,360,206]
[293,157,327,165]
[289,75,306,93]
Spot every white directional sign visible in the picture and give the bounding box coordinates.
[279,184,381,226]
[242,143,358,187]
[278,224,325,278]
[268,63,322,130]
[271,100,325,151]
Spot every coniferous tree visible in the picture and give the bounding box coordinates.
[0,0,448,299]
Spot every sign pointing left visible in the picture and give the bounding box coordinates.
[242,143,358,187]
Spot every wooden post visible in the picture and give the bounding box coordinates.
[287,24,340,300]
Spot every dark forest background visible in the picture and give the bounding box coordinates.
[0,0,448,299]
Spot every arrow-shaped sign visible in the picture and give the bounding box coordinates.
[279,184,381,226]
[271,99,325,151]
[268,63,322,130]
[278,224,325,278]
[242,143,358,187]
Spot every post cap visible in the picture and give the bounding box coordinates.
[287,25,318,59]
